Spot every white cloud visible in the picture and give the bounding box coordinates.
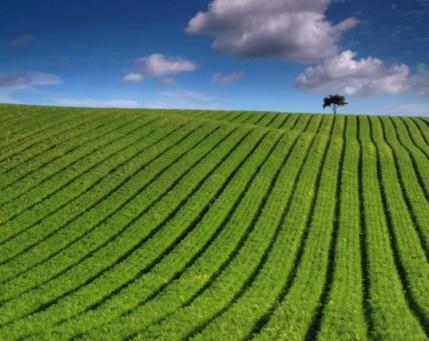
[186,0,358,62]
[55,98,140,108]
[0,71,62,91]
[212,71,245,84]
[122,73,144,82]
[9,34,36,47]
[123,53,197,82]
[0,71,62,103]
[295,50,411,96]
[144,90,217,109]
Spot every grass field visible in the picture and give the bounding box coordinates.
[0,104,428,340]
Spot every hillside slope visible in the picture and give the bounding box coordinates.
[0,104,428,340]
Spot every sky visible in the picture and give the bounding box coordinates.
[1,0,429,115]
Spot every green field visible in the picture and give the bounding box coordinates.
[0,104,428,340]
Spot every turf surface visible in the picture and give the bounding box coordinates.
[0,104,428,340]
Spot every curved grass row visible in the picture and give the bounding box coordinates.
[0,104,427,340]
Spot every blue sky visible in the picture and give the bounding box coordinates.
[1,0,428,115]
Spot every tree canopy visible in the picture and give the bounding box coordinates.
[323,94,348,114]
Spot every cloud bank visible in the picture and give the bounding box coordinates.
[186,0,357,62]
[295,50,410,96]
[295,50,429,97]
[0,71,62,91]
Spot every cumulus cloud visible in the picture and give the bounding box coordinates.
[295,50,411,96]
[9,34,36,47]
[0,71,62,91]
[55,98,140,108]
[122,73,144,82]
[212,71,245,84]
[186,0,358,62]
[122,53,197,82]
[0,71,62,104]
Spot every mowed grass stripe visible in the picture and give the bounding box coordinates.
[52,116,314,339]
[57,116,314,338]
[0,126,265,337]
[397,117,429,158]
[0,112,143,201]
[0,110,139,189]
[389,117,429,199]
[268,113,288,129]
[128,117,320,338]
[176,117,331,341]
[357,116,426,339]
[0,119,188,289]
[85,129,314,337]
[213,111,245,124]
[49,123,307,340]
[47,128,282,337]
[0,121,217,312]
[236,112,260,125]
[0,106,37,126]
[412,118,429,146]
[255,113,278,127]
[0,116,178,228]
[0,107,64,144]
[0,111,119,183]
[419,117,429,127]
[0,117,168,247]
[278,113,295,129]
[317,116,368,340]
[247,112,268,126]
[0,116,171,248]
[0,123,226,294]
[209,111,243,122]
[0,107,93,151]
[303,116,348,340]
[288,114,306,131]
[0,109,118,173]
[0,120,211,289]
[0,117,180,262]
[0,115,160,232]
[370,117,429,334]
[0,107,51,139]
[379,117,429,252]
[240,116,339,341]
[0,122,258,332]
[0,105,426,338]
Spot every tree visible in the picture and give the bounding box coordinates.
[323,94,348,114]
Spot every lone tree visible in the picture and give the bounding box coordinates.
[323,94,347,114]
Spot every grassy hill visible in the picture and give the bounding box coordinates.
[0,104,428,340]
